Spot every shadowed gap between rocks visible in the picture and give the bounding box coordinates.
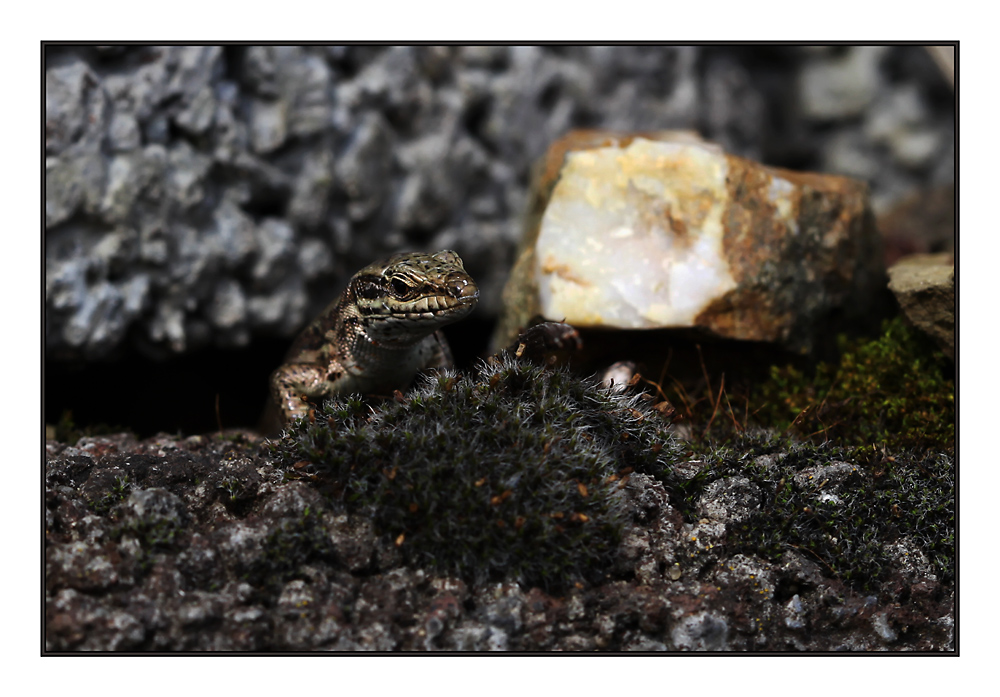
[45,316,496,439]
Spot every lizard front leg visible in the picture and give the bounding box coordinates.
[269,362,337,424]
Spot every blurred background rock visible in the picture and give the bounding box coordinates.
[44,44,955,435]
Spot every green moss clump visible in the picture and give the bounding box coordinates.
[678,432,954,593]
[89,474,132,515]
[267,355,681,591]
[755,317,954,452]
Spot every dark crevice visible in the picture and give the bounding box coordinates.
[241,192,287,221]
[440,315,495,369]
[774,577,817,603]
[46,314,497,440]
[46,338,290,439]
[538,83,560,111]
[461,98,495,155]
[222,45,247,84]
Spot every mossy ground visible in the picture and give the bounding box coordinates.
[604,315,955,596]
[268,355,681,591]
[657,316,954,455]
[753,317,954,453]
[673,432,954,593]
[267,317,955,596]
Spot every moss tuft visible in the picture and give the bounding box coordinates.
[89,474,131,515]
[268,355,681,591]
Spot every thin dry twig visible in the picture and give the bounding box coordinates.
[667,375,697,419]
[787,543,837,577]
[722,383,743,432]
[702,373,726,438]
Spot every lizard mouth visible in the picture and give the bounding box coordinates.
[371,293,478,343]
[450,288,479,308]
[394,290,478,318]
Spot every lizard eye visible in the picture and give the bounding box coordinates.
[389,277,412,299]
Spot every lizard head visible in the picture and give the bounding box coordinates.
[352,250,479,344]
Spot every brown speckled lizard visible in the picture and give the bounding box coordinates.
[269,250,479,426]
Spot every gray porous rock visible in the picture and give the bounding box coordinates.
[45,429,954,652]
[45,45,953,361]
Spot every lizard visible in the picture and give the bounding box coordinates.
[268,250,479,427]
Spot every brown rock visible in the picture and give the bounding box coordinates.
[495,130,886,353]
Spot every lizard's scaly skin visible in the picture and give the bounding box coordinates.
[269,250,478,425]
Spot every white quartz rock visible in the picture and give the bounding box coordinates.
[535,138,736,328]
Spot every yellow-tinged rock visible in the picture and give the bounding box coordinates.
[887,253,955,359]
[495,130,885,353]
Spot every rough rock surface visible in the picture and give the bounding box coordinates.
[45,429,953,652]
[887,253,955,359]
[495,130,885,352]
[44,45,953,362]
[878,185,954,266]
